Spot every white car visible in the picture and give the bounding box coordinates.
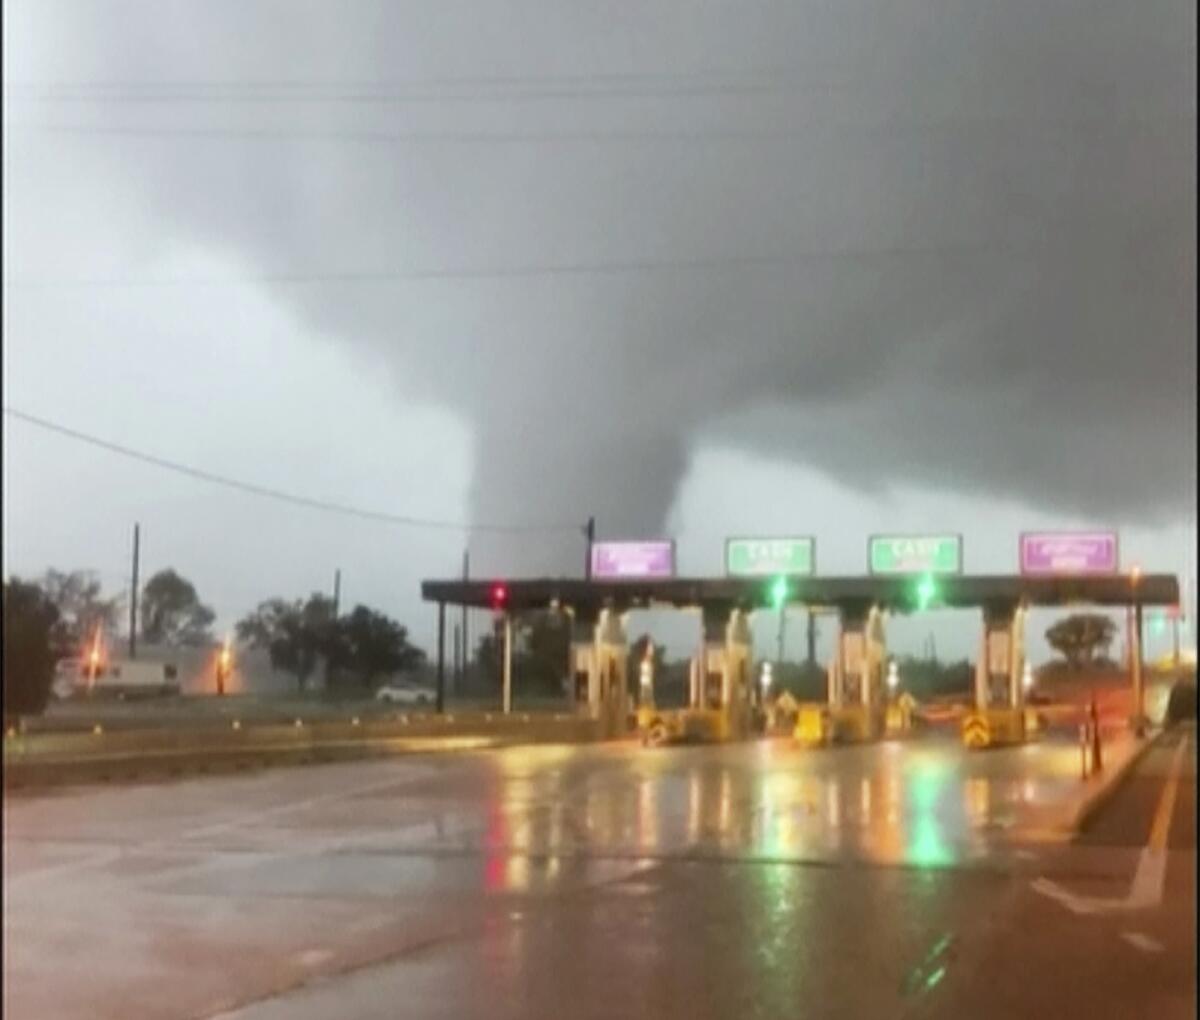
[375,683,433,706]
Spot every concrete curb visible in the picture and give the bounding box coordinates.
[1068,729,1161,836]
[2,719,606,792]
[3,738,498,792]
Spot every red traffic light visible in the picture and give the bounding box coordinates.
[491,584,508,609]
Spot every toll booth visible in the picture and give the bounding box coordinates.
[720,609,754,739]
[818,604,886,742]
[639,608,754,745]
[595,609,629,738]
[963,603,1029,748]
[686,608,753,740]
[637,651,655,710]
[569,607,630,738]
[569,610,596,710]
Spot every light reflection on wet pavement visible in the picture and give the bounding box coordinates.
[0,735,1106,1019]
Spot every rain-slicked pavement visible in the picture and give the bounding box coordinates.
[3,732,1194,1019]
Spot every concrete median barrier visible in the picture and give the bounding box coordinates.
[2,713,605,791]
[1009,728,1157,842]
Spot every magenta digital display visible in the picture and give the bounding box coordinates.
[590,541,675,580]
[1019,532,1119,575]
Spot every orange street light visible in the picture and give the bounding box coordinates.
[216,639,233,696]
[86,630,104,689]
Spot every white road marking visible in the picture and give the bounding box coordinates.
[1032,733,1189,916]
[1121,932,1164,953]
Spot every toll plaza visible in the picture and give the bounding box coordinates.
[420,571,1180,748]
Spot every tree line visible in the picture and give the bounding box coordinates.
[3,568,425,718]
[4,564,1126,722]
[235,593,424,693]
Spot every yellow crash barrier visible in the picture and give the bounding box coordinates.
[794,704,831,746]
[638,707,729,746]
[830,705,884,743]
[961,708,1027,749]
[885,693,918,737]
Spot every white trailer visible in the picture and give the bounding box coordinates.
[55,657,181,699]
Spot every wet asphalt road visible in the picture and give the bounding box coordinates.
[3,730,1194,1019]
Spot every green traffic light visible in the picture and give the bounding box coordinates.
[770,576,789,609]
[916,574,938,610]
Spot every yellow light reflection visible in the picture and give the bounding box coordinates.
[719,769,733,837]
[687,771,702,843]
[638,780,658,849]
[505,854,530,891]
[826,780,841,829]
[965,778,990,825]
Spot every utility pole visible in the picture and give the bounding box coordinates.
[436,601,446,714]
[806,610,817,665]
[1133,603,1145,735]
[462,549,470,685]
[332,569,341,618]
[502,613,513,715]
[453,623,462,692]
[583,516,596,580]
[128,523,140,659]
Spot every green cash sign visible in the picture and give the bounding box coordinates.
[869,535,962,575]
[725,537,816,577]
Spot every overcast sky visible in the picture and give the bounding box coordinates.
[3,0,1196,661]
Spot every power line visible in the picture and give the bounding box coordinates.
[1,236,1052,291]
[2,79,798,106]
[3,406,576,535]
[5,111,1178,147]
[0,122,866,144]
[0,67,797,91]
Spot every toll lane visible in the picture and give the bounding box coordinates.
[2,734,1193,1019]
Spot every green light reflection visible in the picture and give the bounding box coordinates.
[907,767,955,868]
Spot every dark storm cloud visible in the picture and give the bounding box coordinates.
[4,0,1195,568]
